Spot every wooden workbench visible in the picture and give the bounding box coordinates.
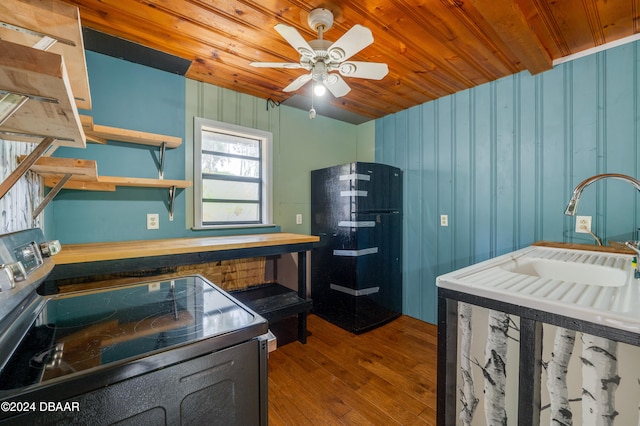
[49,233,319,344]
[53,233,319,266]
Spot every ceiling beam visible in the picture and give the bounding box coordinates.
[466,0,552,75]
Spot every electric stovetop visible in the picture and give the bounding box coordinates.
[0,275,268,393]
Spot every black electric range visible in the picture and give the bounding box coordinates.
[0,228,269,425]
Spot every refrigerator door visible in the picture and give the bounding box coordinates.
[329,212,402,309]
[310,162,402,220]
[311,162,403,334]
[353,162,402,212]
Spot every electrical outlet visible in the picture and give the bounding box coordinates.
[575,215,592,233]
[440,214,449,227]
[147,213,159,230]
[296,213,303,225]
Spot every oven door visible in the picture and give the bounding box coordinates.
[0,275,269,425]
[2,335,269,425]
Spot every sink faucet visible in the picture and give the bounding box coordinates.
[564,173,640,216]
[625,241,640,256]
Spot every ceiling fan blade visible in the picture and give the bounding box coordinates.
[274,24,315,59]
[323,74,351,98]
[283,74,312,92]
[326,24,374,63]
[249,62,303,69]
[338,61,388,80]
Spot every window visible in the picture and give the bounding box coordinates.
[194,118,272,228]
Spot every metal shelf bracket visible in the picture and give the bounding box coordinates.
[159,142,166,179]
[168,185,176,221]
[32,173,72,219]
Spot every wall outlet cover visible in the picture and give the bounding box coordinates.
[147,213,159,230]
[575,215,592,233]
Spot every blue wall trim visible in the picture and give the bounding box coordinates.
[376,40,640,324]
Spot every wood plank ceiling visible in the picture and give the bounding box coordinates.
[60,0,640,122]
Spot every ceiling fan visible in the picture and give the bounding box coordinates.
[250,8,389,99]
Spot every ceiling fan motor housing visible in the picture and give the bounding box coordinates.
[308,8,334,33]
[308,39,332,60]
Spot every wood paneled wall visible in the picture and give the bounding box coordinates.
[376,41,640,324]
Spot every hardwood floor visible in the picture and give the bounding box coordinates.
[268,314,438,425]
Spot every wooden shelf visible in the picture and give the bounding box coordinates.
[0,39,85,147]
[0,0,89,202]
[0,0,91,110]
[24,157,191,191]
[22,156,190,217]
[0,0,186,215]
[79,115,182,148]
[29,157,97,180]
[43,175,191,191]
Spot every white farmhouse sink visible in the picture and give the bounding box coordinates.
[499,258,628,287]
[436,245,640,332]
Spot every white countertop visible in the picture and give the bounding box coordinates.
[436,245,640,333]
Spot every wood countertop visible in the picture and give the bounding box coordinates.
[54,233,320,265]
[532,240,635,254]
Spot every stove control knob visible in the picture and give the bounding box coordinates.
[0,266,14,291]
[0,262,25,291]
[20,245,36,262]
[40,240,61,257]
[6,262,27,282]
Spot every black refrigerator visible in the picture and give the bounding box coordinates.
[310,162,402,334]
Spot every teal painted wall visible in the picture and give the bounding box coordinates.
[376,41,640,324]
[49,51,188,243]
[47,52,371,244]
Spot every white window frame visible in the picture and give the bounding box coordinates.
[193,117,273,229]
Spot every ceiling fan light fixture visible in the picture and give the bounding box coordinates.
[314,82,326,97]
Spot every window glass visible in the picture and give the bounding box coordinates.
[202,179,260,201]
[194,118,272,228]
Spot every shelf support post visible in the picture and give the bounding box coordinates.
[0,136,56,200]
[32,173,72,219]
